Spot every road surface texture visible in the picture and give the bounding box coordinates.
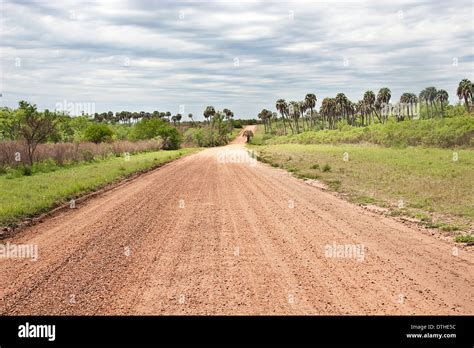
[1,126,473,315]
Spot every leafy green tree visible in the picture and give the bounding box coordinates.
[16,101,58,165]
[129,117,181,149]
[457,79,472,111]
[84,123,114,143]
[0,107,18,140]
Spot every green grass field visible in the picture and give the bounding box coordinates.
[0,148,198,226]
[251,143,474,233]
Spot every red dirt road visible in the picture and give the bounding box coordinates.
[1,126,473,315]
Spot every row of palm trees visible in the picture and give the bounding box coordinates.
[203,106,235,146]
[272,94,317,135]
[203,106,234,124]
[93,110,194,125]
[262,79,472,134]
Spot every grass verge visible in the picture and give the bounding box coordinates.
[250,143,473,240]
[0,148,198,227]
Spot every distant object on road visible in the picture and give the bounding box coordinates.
[243,130,254,142]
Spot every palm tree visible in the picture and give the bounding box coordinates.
[363,91,376,125]
[399,93,408,120]
[400,93,414,120]
[276,99,293,134]
[354,100,363,126]
[419,89,429,118]
[203,106,216,145]
[408,93,418,119]
[223,108,234,132]
[289,101,301,133]
[425,87,438,117]
[258,109,273,133]
[320,97,337,129]
[305,93,317,129]
[435,89,449,116]
[203,106,215,124]
[457,79,472,111]
[335,93,347,125]
[299,100,308,131]
[276,99,287,134]
[188,113,196,127]
[376,88,391,123]
[347,100,356,125]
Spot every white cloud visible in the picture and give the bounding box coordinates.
[1,0,472,118]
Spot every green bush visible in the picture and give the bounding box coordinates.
[184,128,208,147]
[32,158,58,173]
[232,119,244,128]
[184,127,233,147]
[129,118,181,150]
[20,165,32,176]
[84,123,114,143]
[111,124,132,140]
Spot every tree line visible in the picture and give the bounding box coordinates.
[0,101,249,166]
[259,78,473,134]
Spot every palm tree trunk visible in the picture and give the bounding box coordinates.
[374,110,381,123]
[281,115,288,135]
[433,101,439,117]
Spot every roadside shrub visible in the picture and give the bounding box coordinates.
[322,164,331,172]
[232,119,244,128]
[20,165,32,176]
[183,127,231,147]
[32,158,58,173]
[184,128,207,147]
[160,128,181,150]
[84,124,114,143]
[129,118,181,149]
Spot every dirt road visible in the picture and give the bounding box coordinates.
[1,126,472,315]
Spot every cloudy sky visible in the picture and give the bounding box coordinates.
[0,0,472,119]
